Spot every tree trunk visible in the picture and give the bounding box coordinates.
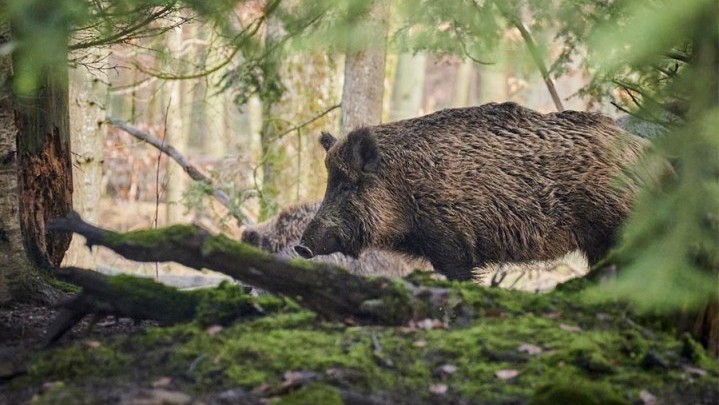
[62,47,109,269]
[339,1,389,135]
[389,53,426,121]
[452,59,474,108]
[165,26,188,225]
[258,17,285,221]
[477,54,508,104]
[0,22,72,304]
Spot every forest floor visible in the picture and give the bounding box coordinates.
[1,275,717,405]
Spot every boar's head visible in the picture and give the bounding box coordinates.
[295,129,407,259]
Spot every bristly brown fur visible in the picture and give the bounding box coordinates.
[300,102,650,280]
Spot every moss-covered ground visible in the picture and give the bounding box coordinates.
[4,276,718,404]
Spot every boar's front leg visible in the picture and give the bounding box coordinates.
[427,251,476,281]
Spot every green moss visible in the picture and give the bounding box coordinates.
[200,233,270,258]
[194,282,258,326]
[29,382,93,405]
[103,225,197,249]
[569,335,618,374]
[285,258,318,271]
[681,333,716,370]
[106,275,199,321]
[373,279,414,325]
[46,275,81,294]
[28,344,128,381]
[529,380,630,405]
[621,329,649,359]
[272,384,343,405]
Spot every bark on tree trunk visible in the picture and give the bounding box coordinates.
[339,1,389,135]
[452,60,474,108]
[478,51,508,104]
[62,47,109,269]
[0,22,72,304]
[165,25,188,225]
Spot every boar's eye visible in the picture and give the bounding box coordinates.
[338,182,355,193]
[328,169,356,194]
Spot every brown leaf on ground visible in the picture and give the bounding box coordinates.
[151,377,172,388]
[272,371,318,395]
[250,383,270,395]
[122,389,191,405]
[639,389,657,404]
[517,343,542,355]
[682,365,707,376]
[434,364,458,378]
[544,311,563,319]
[559,323,582,333]
[495,369,520,380]
[413,339,428,348]
[206,325,223,336]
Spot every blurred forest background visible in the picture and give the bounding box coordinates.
[3,0,716,317]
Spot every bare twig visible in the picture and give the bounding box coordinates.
[70,6,177,50]
[276,103,341,139]
[133,15,265,81]
[453,25,494,65]
[107,117,254,225]
[154,101,172,279]
[494,4,564,112]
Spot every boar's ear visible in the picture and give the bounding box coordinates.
[241,228,261,247]
[347,128,379,174]
[319,131,336,152]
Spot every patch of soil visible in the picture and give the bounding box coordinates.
[0,300,155,381]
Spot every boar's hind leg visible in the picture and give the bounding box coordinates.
[577,225,617,267]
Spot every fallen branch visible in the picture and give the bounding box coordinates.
[43,266,268,345]
[48,212,453,326]
[43,267,199,344]
[107,117,254,226]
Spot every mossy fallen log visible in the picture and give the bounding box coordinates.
[48,212,452,327]
[43,268,280,344]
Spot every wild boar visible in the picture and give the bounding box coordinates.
[296,102,649,280]
[241,202,428,278]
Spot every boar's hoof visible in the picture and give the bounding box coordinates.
[294,245,314,259]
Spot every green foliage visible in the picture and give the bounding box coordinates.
[392,0,503,60]
[3,0,88,94]
[2,0,245,94]
[585,0,719,312]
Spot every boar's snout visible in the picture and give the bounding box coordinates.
[297,222,345,258]
[293,244,314,258]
